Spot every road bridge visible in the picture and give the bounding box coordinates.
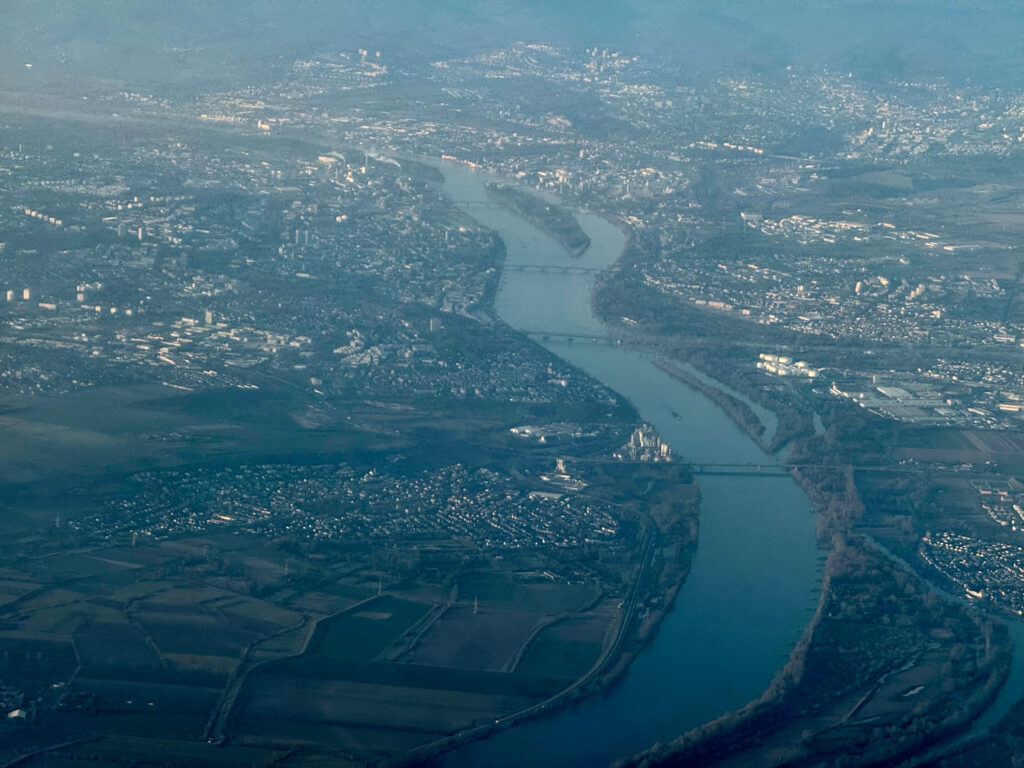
[448,199,511,210]
[568,456,974,478]
[523,330,616,345]
[521,330,670,352]
[504,263,601,275]
[689,463,790,476]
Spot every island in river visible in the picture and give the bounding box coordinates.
[486,182,591,257]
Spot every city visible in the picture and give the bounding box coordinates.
[5,5,1024,766]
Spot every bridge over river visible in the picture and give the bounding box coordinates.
[523,331,671,354]
[689,463,790,476]
[504,263,602,275]
[524,330,616,344]
[569,458,790,476]
[569,456,968,478]
[448,199,513,210]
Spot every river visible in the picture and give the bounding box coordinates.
[428,161,822,767]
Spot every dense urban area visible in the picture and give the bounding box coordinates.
[5,14,1024,768]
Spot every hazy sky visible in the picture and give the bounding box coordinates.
[2,1,1023,89]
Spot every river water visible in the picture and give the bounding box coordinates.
[435,162,821,767]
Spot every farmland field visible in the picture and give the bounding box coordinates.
[27,732,279,768]
[0,635,77,685]
[0,580,39,607]
[65,678,221,739]
[456,570,599,614]
[73,620,162,669]
[407,605,542,671]
[234,659,569,756]
[309,595,431,660]
[513,616,611,678]
[138,608,257,657]
[240,676,536,735]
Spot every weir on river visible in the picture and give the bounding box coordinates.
[432,161,822,768]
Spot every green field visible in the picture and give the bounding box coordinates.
[514,616,609,678]
[234,659,569,755]
[408,605,541,671]
[457,571,599,614]
[65,678,222,739]
[310,596,431,661]
[27,732,277,768]
[240,675,534,737]
[0,636,77,686]
[73,621,162,669]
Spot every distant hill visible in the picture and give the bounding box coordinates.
[630,1,1024,86]
[3,0,1024,91]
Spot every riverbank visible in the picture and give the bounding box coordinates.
[427,144,1020,768]
[433,158,820,768]
[652,358,768,450]
[400,489,700,767]
[620,533,1011,768]
[590,280,1016,767]
[486,182,591,257]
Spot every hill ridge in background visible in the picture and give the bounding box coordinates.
[3,0,1024,91]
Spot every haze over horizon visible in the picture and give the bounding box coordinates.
[4,0,1024,91]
